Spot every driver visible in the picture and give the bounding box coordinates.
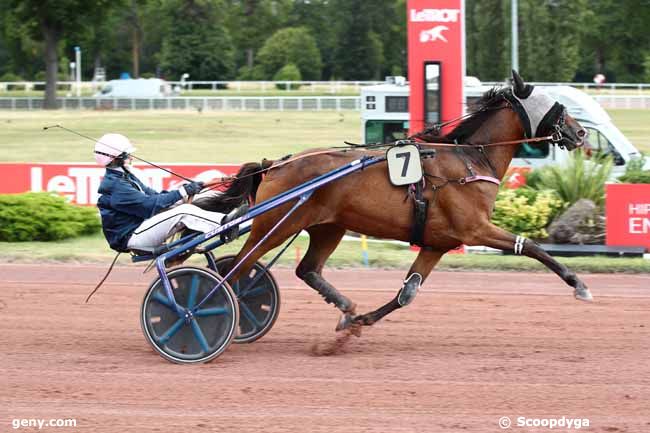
[94,133,240,253]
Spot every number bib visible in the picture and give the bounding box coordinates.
[386,144,423,186]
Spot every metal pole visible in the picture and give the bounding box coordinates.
[511,0,519,72]
[74,46,81,97]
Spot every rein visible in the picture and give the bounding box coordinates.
[202,133,560,192]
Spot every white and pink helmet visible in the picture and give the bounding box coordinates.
[94,133,136,166]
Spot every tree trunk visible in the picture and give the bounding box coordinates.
[130,0,142,78]
[132,27,141,78]
[42,24,59,109]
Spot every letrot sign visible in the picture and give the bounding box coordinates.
[407,0,465,135]
[0,163,240,205]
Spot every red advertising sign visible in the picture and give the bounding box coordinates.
[504,166,532,189]
[606,184,650,249]
[407,0,465,135]
[0,163,240,205]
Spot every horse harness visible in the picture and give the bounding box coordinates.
[403,142,501,248]
[403,89,569,248]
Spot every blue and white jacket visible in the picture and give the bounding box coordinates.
[97,168,181,252]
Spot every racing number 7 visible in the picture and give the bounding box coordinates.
[395,151,411,177]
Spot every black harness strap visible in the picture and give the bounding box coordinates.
[407,149,436,248]
[409,180,429,247]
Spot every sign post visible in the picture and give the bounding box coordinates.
[407,0,465,135]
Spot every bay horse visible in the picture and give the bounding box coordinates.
[198,70,592,333]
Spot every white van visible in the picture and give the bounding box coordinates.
[94,78,172,98]
[361,79,648,176]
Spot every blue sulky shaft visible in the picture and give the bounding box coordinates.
[154,154,384,316]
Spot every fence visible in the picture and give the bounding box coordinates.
[3,80,650,94]
[0,80,384,95]
[0,96,362,111]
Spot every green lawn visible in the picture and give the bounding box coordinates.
[0,110,361,163]
[1,232,647,273]
[608,109,650,154]
[0,109,647,162]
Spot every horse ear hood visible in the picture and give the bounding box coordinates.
[511,69,534,98]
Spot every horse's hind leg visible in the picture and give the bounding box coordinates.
[296,224,357,319]
[465,222,593,301]
[346,248,444,329]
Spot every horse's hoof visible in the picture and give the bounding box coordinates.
[574,288,593,302]
[349,323,363,338]
[335,313,354,332]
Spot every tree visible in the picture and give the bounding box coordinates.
[466,0,510,81]
[255,27,322,80]
[159,0,235,80]
[518,0,587,81]
[577,0,650,82]
[224,0,291,73]
[6,0,116,108]
[330,0,383,80]
[287,0,337,79]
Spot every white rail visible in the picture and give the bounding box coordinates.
[0,80,384,94]
[0,95,648,111]
[0,96,362,111]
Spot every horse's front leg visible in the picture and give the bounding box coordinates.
[340,249,445,331]
[465,222,593,301]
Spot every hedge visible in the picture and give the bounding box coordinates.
[491,188,564,239]
[0,193,101,242]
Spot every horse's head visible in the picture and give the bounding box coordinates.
[508,70,586,151]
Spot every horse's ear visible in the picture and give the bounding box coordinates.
[511,69,533,98]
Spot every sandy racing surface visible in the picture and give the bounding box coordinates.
[1,263,648,432]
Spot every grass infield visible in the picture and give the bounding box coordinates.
[0,232,648,273]
[0,109,647,163]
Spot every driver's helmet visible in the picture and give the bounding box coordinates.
[94,133,136,166]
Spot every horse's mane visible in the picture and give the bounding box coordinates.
[408,86,511,173]
[413,86,509,144]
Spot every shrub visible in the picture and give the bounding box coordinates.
[0,193,101,242]
[618,157,650,184]
[273,64,302,90]
[492,188,564,239]
[256,27,322,80]
[0,72,24,82]
[527,151,613,207]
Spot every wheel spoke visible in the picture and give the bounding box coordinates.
[195,307,229,317]
[230,279,240,296]
[157,317,185,344]
[187,274,199,308]
[152,291,173,308]
[239,285,268,299]
[239,301,262,329]
[190,319,210,353]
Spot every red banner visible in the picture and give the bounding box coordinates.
[0,163,241,205]
[606,184,650,249]
[407,0,465,134]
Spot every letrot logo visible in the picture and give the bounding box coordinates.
[410,8,460,23]
[420,26,449,43]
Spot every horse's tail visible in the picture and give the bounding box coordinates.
[194,159,273,213]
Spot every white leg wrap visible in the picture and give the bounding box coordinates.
[514,235,526,255]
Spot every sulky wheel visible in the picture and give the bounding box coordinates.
[213,255,280,344]
[141,266,239,364]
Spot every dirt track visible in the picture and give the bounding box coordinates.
[1,263,648,433]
